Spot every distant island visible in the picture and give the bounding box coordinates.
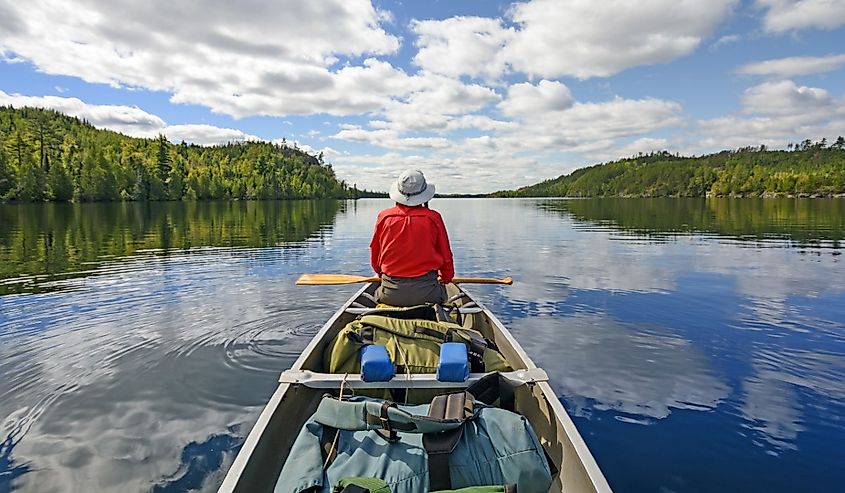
[493,143,845,198]
[0,106,385,202]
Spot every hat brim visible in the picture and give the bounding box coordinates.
[389,181,436,206]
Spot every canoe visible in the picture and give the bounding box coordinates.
[218,282,612,493]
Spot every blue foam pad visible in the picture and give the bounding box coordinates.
[360,344,395,382]
[437,342,470,382]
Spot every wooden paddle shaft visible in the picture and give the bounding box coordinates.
[295,274,512,285]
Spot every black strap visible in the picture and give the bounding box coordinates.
[466,372,518,411]
[453,329,489,373]
[347,324,376,345]
[364,401,417,440]
[320,426,339,469]
[360,325,375,345]
[434,303,452,323]
[449,304,463,326]
[424,429,461,491]
[413,325,449,342]
[422,393,473,491]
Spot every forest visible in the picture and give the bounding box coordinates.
[0,106,383,202]
[494,141,845,198]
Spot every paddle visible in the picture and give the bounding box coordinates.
[296,274,513,285]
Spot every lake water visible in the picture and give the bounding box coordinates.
[1,198,843,492]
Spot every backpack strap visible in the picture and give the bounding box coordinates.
[455,329,488,373]
[422,392,474,491]
[312,394,473,435]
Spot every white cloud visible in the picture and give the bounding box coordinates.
[711,34,742,50]
[498,80,574,117]
[513,97,683,142]
[332,126,451,150]
[738,54,845,77]
[376,74,502,133]
[756,0,845,32]
[330,86,684,193]
[741,80,835,115]
[407,0,739,80]
[0,0,402,117]
[0,90,166,137]
[588,138,673,162]
[688,79,845,152]
[0,91,275,146]
[411,16,513,79]
[163,124,261,146]
[503,0,739,79]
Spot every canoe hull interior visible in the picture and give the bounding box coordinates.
[218,283,611,493]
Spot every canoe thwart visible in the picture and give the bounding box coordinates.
[278,368,549,389]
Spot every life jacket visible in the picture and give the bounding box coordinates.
[274,374,552,493]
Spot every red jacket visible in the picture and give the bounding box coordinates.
[370,204,455,283]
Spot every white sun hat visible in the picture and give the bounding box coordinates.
[388,169,436,206]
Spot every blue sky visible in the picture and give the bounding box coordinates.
[1,0,844,193]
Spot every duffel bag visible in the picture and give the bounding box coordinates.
[274,376,552,493]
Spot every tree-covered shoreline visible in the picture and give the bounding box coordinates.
[0,106,387,202]
[494,141,845,198]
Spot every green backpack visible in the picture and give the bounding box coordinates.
[324,313,511,381]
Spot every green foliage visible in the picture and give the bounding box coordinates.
[494,146,845,198]
[0,106,352,202]
[0,200,343,295]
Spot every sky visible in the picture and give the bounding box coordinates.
[1,0,844,194]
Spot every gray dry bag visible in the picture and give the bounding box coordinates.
[274,377,552,493]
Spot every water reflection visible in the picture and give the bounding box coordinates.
[517,314,730,420]
[0,200,344,295]
[541,197,845,245]
[152,429,243,493]
[742,347,845,451]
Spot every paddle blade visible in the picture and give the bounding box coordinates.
[295,274,380,285]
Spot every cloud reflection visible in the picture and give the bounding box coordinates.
[517,314,730,420]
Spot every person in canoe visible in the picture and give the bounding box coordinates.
[370,169,454,306]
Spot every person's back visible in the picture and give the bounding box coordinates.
[370,170,454,306]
